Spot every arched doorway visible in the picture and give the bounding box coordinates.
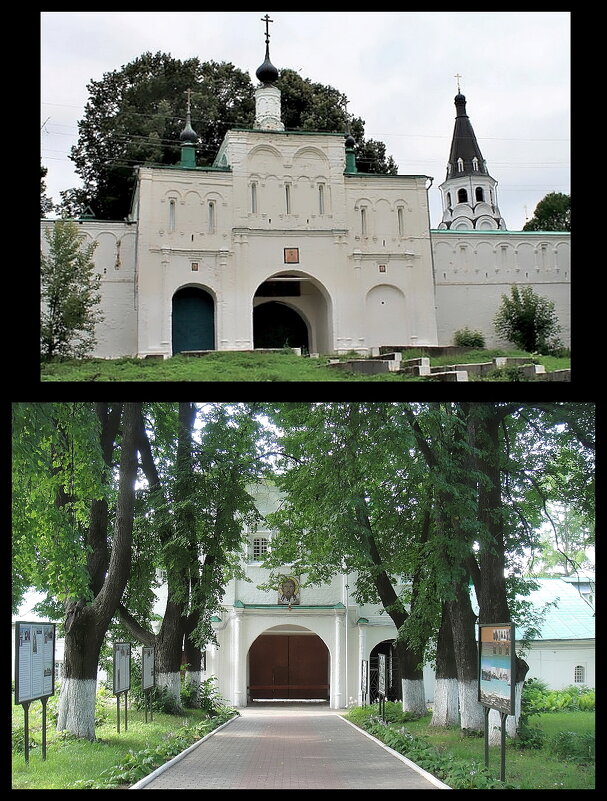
[369,640,402,703]
[253,301,309,351]
[171,286,215,354]
[248,627,329,702]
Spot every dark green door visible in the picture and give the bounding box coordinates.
[172,287,215,354]
[253,301,309,350]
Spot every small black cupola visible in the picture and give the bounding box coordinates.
[256,14,279,84]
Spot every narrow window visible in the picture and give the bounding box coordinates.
[574,665,585,683]
[475,187,484,202]
[446,192,452,209]
[397,207,404,236]
[318,184,325,215]
[457,188,468,204]
[208,200,216,233]
[285,183,291,214]
[457,157,464,172]
[472,157,479,171]
[361,207,367,236]
[168,198,176,232]
[251,182,257,214]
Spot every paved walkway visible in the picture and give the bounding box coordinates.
[132,705,448,790]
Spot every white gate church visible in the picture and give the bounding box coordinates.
[40,18,570,358]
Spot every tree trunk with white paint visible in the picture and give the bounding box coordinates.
[447,579,484,733]
[57,678,97,738]
[156,672,182,708]
[431,604,460,727]
[402,678,427,716]
[58,403,140,739]
[432,678,460,727]
[458,679,485,732]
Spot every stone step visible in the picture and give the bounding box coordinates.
[425,370,469,382]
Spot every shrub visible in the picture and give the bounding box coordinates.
[549,730,595,765]
[453,327,485,348]
[180,676,227,715]
[494,285,562,354]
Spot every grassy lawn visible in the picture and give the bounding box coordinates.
[346,707,594,790]
[40,348,570,382]
[12,698,235,789]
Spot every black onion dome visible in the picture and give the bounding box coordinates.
[180,120,198,144]
[256,44,279,84]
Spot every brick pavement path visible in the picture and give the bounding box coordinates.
[135,708,446,789]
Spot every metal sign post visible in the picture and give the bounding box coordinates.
[361,659,368,707]
[378,653,386,722]
[478,623,515,783]
[113,643,131,734]
[14,621,56,763]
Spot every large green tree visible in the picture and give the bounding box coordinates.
[115,403,266,707]
[13,402,139,739]
[402,402,594,739]
[60,53,397,220]
[261,403,437,716]
[523,192,570,231]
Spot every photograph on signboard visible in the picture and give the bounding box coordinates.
[14,622,56,705]
[141,646,155,691]
[378,652,386,697]
[478,623,515,715]
[113,642,131,694]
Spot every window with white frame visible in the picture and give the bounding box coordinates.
[250,536,269,561]
[574,665,585,683]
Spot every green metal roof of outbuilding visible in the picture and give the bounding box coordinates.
[472,578,595,642]
[522,578,595,640]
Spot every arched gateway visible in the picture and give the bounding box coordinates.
[172,286,215,354]
[248,626,330,702]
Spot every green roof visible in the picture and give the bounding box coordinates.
[522,579,595,640]
[472,578,594,641]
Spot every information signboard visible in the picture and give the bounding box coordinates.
[378,653,386,697]
[14,622,56,704]
[478,623,515,715]
[113,642,131,694]
[141,646,155,691]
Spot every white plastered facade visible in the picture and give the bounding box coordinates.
[40,83,570,356]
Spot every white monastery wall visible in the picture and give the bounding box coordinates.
[433,230,570,348]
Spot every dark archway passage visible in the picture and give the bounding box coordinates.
[369,640,402,703]
[253,301,309,350]
[172,287,214,354]
[248,634,329,701]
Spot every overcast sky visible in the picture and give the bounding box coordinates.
[41,11,570,231]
